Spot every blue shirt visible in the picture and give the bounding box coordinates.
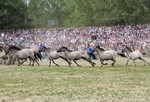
[87,47,94,52]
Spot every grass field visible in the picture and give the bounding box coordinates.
[0,57,150,102]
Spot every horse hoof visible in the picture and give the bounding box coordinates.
[93,62,96,65]
[112,64,115,66]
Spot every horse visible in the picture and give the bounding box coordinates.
[57,46,96,67]
[0,46,9,64]
[17,44,42,64]
[93,45,121,67]
[1,44,26,65]
[39,47,71,67]
[17,48,42,66]
[121,46,150,66]
[4,45,40,66]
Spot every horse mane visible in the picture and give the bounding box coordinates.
[9,45,21,50]
[43,46,51,51]
[125,46,133,52]
[0,46,3,50]
[0,48,3,51]
[61,46,72,52]
[96,45,105,51]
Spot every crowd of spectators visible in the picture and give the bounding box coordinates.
[0,24,150,52]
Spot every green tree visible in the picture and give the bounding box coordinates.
[2,0,149,29]
[0,0,27,29]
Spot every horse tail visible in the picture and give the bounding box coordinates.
[117,52,126,57]
[34,52,42,61]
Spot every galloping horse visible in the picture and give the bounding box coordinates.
[18,44,42,63]
[18,48,42,66]
[94,45,119,66]
[122,46,150,66]
[5,45,40,66]
[57,46,96,67]
[39,47,71,67]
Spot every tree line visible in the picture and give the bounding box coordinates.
[0,0,150,29]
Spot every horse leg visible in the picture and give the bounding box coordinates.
[7,56,14,65]
[49,59,51,67]
[20,58,27,65]
[73,60,81,67]
[100,59,107,67]
[82,57,95,67]
[7,58,12,65]
[60,57,71,67]
[100,59,104,67]
[68,60,72,67]
[0,59,2,64]
[28,57,32,65]
[111,59,116,66]
[132,60,136,66]
[17,58,20,66]
[139,57,150,66]
[9,56,16,65]
[35,60,40,66]
[101,60,107,65]
[126,59,130,66]
[32,59,35,66]
[29,57,35,66]
[34,54,40,66]
[35,59,40,66]
[12,58,16,64]
[30,55,38,66]
[52,59,59,66]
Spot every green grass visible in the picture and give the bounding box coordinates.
[0,61,150,102]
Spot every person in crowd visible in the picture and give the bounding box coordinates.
[0,24,150,53]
